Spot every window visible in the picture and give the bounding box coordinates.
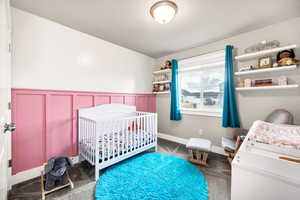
[179,50,225,117]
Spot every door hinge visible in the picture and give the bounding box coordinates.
[8,159,12,168]
[8,102,11,110]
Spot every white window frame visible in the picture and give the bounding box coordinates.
[178,50,225,117]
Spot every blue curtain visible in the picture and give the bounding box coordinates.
[222,45,240,128]
[170,59,181,120]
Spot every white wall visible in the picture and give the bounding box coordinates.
[156,17,300,146]
[12,8,155,93]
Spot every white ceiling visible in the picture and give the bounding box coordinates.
[11,0,300,58]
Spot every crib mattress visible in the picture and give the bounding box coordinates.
[79,130,154,160]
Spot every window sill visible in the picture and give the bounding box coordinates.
[181,109,222,117]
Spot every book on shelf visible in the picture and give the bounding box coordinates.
[254,79,272,87]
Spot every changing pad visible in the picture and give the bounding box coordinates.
[248,120,300,151]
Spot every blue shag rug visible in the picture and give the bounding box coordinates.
[95,153,208,200]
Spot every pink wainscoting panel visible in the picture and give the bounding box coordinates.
[124,96,136,106]
[75,95,94,109]
[111,96,124,104]
[94,95,110,106]
[11,88,156,174]
[148,96,156,113]
[47,95,73,159]
[12,93,46,174]
[136,96,148,112]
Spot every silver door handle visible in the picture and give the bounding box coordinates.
[4,123,16,133]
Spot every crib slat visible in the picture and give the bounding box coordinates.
[93,121,95,164]
[137,117,140,148]
[145,115,148,145]
[117,119,120,157]
[142,115,145,146]
[111,120,113,159]
[147,115,149,145]
[135,118,138,150]
[147,115,150,145]
[91,121,93,163]
[123,119,126,154]
[110,120,112,160]
[151,115,154,144]
[140,116,143,147]
[102,122,105,162]
[84,120,87,161]
[106,121,110,160]
[127,119,130,152]
[152,114,155,143]
[147,115,151,145]
[131,119,133,151]
[149,115,152,144]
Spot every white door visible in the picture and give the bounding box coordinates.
[0,0,12,199]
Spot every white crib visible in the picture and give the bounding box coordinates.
[78,104,157,180]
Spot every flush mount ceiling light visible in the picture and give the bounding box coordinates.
[150,1,178,24]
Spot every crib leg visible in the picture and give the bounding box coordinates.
[95,166,99,181]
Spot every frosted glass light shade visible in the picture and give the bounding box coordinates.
[150,1,177,24]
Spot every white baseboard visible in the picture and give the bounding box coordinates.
[8,156,79,187]
[158,133,226,156]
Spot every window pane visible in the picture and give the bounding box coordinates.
[202,67,224,112]
[180,67,224,112]
[181,71,203,109]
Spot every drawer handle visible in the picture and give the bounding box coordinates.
[279,156,300,163]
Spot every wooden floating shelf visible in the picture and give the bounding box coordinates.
[236,84,299,91]
[152,69,171,74]
[235,65,298,76]
[153,91,170,94]
[235,44,297,61]
[152,80,171,84]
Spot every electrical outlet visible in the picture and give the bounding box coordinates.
[198,129,203,136]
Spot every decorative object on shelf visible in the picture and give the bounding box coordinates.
[244,40,280,54]
[254,79,273,87]
[258,56,273,69]
[276,49,299,66]
[273,62,279,68]
[159,84,165,91]
[164,83,170,91]
[238,65,253,72]
[236,78,244,88]
[165,60,172,69]
[160,60,172,70]
[152,84,160,92]
[153,83,170,93]
[154,73,169,82]
[278,58,299,66]
[244,79,252,87]
[278,76,288,86]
